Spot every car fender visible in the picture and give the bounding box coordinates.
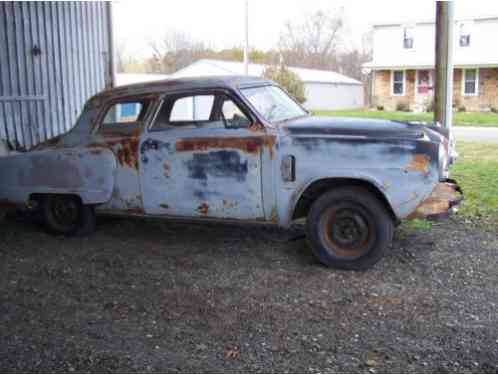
[0,147,117,205]
[280,170,393,228]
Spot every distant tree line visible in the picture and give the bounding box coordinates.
[117,9,372,82]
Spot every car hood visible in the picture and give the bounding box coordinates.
[282,116,447,141]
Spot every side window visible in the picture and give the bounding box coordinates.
[102,100,149,126]
[169,95,215,122]
[221,97,251,128]
[152,93,252,130]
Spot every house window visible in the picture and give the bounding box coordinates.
[403,25,415,49]
[459,22,471,47]
[463,69,478,96]
[392,70,405,96]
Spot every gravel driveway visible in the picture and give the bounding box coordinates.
[0,215,497,373]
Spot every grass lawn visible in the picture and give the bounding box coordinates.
[450,142,498,225]
[407,142,498,229]
[314,109,498,127]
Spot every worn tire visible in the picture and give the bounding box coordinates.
[42,195,96,236]
[306,187,394,270]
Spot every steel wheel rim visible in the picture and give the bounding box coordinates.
[50,196,79,230]
[318,202,376,259]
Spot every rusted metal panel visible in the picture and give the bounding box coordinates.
[408,180,463,220]
[139,125,267,220]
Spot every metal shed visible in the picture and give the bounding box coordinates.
[0,1,113,149]
[170,59,364,111]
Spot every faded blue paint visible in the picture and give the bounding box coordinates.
[0,76,457,226]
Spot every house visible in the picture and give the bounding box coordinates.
[363,15,498,112]
[169,59,364,111]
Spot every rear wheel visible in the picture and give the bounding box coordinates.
[42,195,96,236]
[306,187,394,270]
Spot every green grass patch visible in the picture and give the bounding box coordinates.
[406,218,433,230]
[314,109,498,127]
[450,142,498,224]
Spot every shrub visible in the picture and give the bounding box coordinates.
[425,98,434,112]
[376,105,384,111]
[262,64,306,104]
[396,102,410,112]
[458,106,466,112]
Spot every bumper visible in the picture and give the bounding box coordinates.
[408,179,463,220]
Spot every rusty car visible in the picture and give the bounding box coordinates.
[0,76,462,269]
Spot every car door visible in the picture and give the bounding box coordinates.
[139,89,265,220]
[93,96,155,213]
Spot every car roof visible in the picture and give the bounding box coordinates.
[91,75,274,102]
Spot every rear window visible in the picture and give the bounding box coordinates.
[102,100,150,126]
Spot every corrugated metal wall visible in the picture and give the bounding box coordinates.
[0,1,112,149]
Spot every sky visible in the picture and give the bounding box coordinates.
[113,0,498,59]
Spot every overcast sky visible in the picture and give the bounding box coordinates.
[114,0,498,58]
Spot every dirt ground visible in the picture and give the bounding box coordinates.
[0,214,497,373]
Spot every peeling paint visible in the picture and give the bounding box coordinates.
[406,154,431,173]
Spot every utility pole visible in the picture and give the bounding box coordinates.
[243,0,249,75]
[434,1,455,129]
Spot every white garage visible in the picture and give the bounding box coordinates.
[170,59,364,111]
[117,59,363,111]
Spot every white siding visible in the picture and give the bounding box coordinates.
[303,83,364,111]
[368,17,498,69]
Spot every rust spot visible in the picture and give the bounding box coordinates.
[263,136,276,160]
[197,202,209,215]
[160,203,169,209]
[270,206,278,223]
[101,127,143,138]
[163,161,171,178]
[176,136,276,160]
[176,137,261,154]
[248,123,265,132]
[105,137,140,170]
[408,182,463,220]
[406,154,431,173]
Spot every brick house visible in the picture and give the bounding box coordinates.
[363,15,498,112]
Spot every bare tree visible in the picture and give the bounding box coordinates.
[278,9,344,70]
[148,31,210,74]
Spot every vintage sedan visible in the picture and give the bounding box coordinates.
[0,76,462,269]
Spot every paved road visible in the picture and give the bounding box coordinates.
[453,126,498,143]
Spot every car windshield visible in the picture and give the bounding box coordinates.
[241,85,308,123]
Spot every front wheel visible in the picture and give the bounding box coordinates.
[306,187,394,270]
[42,195,96,236]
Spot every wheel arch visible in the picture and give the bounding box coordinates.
[290,177,398,223]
